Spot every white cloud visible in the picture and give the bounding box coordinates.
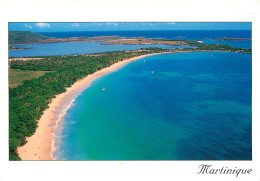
[35,22,50,28]
[106,22,118,26]
[25,24,32,29]
[72,23,80,28]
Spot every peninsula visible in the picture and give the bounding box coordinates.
[9,46,33,50]
[9,31,188,45]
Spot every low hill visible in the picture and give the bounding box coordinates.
[9,31,50,44]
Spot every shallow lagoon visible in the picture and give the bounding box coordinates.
[9,42,192,57]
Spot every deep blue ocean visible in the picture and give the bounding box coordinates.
[9,30,251,57]
[53,51,251,160]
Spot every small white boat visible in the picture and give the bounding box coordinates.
[144,60,146,63]
[101,88,105,91]
[151,71,154,74]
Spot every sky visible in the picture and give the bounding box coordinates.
[8,22,252,32]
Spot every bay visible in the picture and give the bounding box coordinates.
[53,51,252,160]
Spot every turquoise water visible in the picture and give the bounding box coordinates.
[53,51,251,160]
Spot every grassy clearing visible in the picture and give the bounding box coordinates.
[9,69,51,88]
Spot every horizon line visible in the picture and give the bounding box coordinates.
[9,29,252,33]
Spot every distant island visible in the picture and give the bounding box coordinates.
[214,37,251,41]
[175,36,185,38]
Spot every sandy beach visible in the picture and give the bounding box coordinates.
[17,52,163,160]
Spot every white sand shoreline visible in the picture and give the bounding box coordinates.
[51,98,75,159]
[17,52,165,160]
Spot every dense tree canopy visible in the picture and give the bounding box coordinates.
[9,31,49,44]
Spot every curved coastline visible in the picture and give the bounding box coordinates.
[17,52,164,160]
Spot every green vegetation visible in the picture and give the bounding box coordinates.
[9,46,19,50]
[184,40,252,53]
[9,46,33,50]
[9,69,51,88]
[9,31,49,44]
